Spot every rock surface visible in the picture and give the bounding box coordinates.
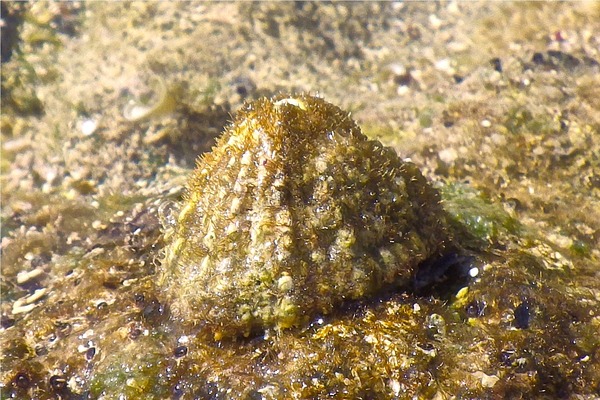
[1,2,599,399]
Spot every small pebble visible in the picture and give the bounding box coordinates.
[428,14,442,29]
[396,85,410,96]
[17,267,44,284]
[91,220,105,230]
[80,119,98,136]
[490,133,507,145]
[434,58,453,74]
[438,148,458,164]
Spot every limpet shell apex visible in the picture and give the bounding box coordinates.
[159,94,448,339]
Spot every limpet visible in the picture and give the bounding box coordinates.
[159,94,448,339]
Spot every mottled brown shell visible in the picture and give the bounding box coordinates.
[159,94,448,339]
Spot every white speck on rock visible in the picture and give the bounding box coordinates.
[435,58,454,74]
[429,14,442,30]
[439,148,458,164]
[80,118,98,136]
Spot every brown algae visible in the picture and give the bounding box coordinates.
[159,94,449,339]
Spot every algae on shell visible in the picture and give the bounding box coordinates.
[159,94,449,339]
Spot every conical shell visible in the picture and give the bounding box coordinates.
[159,94,448,339]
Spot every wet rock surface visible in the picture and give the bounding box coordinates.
[1,2,599,399]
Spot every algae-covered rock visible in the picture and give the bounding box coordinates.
[159,94,449,339]
[2,3,599,399]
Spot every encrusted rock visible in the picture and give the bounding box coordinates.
[159,94,449,339]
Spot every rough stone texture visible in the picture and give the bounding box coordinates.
[160,94,448,339]
[1,2,599,399]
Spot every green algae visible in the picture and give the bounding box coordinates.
[569,239,591,257]
[0,57,44,116]
[503,106,558,137]
[89,337,170,400]
[417,108,434,128]
[439,181,521,247]
[0,2,78,117]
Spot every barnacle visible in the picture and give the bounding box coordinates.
[159,94,449,339]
